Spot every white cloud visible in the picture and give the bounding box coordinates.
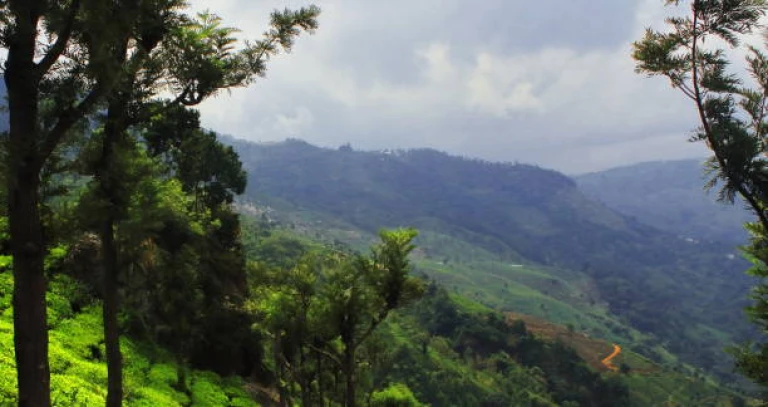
[186,0,718,173]
[418,43,456,84]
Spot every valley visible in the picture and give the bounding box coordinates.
[231,138,757,390]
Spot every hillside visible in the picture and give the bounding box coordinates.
[244,218,745,406]
[0,262,260,406]
[502,312,745,406]
[576,159,752,244]
[230,138,755,383]
[1,246,740,406]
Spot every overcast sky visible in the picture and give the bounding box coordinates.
[189,0,712,174]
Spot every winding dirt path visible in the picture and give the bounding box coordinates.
[601,344,621,371]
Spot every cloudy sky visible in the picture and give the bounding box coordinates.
[189,0,712,174]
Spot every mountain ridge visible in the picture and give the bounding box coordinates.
[227,137,755,383]
[576,158,752,244]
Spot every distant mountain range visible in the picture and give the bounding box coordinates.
[227,138,756,382]
[576,159,752,244]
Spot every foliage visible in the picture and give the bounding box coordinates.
[142,105,246,209]
[238,210,747,406]
[402,285,630,407]
[0,0,319,403]
[247,228,425,407]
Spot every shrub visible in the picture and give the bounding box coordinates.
[190,373,229,406]
[370,383,426,407]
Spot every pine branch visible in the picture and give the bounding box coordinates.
[34,0,81,78]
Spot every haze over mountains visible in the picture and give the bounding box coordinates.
[227,137,756,383]
[576,159,752,244]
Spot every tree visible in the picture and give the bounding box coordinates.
[88,7,319,406]
[142,104,247,210]
[632,0,768,388]
[85,7,317,405]
[369,383,425,407]
[1,1,319,404]
[322,228,425,407]
[246,229,424,407]
[248,255,321,407]
[0,1,159,404]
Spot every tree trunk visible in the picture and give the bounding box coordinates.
[102,215,122,407]
[6,8,52,403]
[175,354,188,393]
[343,345,356,407]
[299,347,311,407]
[274,336,288,407]
[100,82,128,407]
[9,172,50,407]
[316,350,324,407]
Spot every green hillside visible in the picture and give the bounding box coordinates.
[0,259,259,406]
[243,217,748,406]
[0,211,747,406]
[230,138,756,384]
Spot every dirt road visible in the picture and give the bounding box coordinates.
[601,344,621,371]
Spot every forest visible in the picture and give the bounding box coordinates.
[2,0,768,406]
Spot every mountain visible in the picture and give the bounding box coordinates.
[229,138,756,383]
[576,159,752,244]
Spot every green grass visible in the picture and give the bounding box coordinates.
[414,256,647,346]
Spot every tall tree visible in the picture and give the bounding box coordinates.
[0,1,153,404]
[132,105,254,376]
[82,6,317,405]
[1,1,319,404]
[632,0,768,388]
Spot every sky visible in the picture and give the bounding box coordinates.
[188,0,713,174]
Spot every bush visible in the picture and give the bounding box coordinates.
[50,374,105,406]
[0,363,17,405]
[370,383,426,407]
[127,387,184,407]
[190,373,229,406]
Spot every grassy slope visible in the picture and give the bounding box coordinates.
[0,262,259,406]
